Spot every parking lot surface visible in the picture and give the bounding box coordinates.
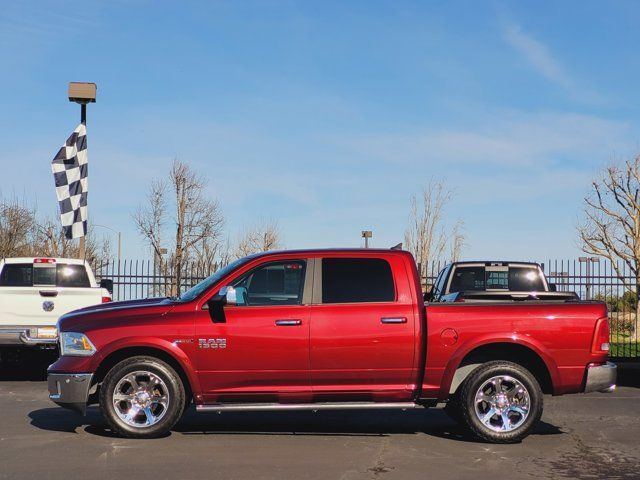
[1,363,639,480]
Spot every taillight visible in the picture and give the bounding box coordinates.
[102,296,111,303]
[591,317,610,354]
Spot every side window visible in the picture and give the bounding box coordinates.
[322,258,395,304]
[232,260,306,306]
[449,266,485,292]
[431,267,448,301]
[0,264,33,286]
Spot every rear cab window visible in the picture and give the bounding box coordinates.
[0,262,91,288]
[321,258,395,303]
[448,264,545,292]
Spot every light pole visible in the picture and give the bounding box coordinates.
[93,224,122,263]
[361,230,372,248]
[68,82,96,260]
[579,257,600,300]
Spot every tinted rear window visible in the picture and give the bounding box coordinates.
[449,267,485,291]
[56,264,91,288]
[449,266,545,292]
[0,264,33,286]
[322,258,395,304]
[508,267,545,291]
[0,263,90,287]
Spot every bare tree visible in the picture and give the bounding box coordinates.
[36,218,111,264]
[134,159,225,293]
[404,180,465,278]
[578,155,640,296]
[450,220,466,263]
[0,195,110,263]
[0,198,38,257]
[234,220,283,259]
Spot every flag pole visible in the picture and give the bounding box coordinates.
[68,82,96,260]
[78,103,86,260]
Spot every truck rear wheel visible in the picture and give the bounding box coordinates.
[99,356,185,438]
[459,361,543,443]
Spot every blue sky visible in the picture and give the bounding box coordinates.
[1,1,639,260]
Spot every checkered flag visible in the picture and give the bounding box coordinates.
[51,124,88,239]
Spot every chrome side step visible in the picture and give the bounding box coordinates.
[196,402,419,413]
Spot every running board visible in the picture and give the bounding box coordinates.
[196,402,419,413]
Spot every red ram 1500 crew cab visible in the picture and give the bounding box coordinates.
[47,249,616,443]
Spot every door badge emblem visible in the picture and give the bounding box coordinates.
[198,338,227,349]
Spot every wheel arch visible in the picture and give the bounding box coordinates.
[443,339,557,399]
[93,342,198,405]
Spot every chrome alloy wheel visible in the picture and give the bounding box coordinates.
[112,371,170,428]
[473,375,530,432]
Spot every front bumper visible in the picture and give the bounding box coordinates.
[0,326,58,347]
[584,361,617,393]
[48,373,93,415]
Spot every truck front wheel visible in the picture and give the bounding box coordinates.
[459,361,543,443]
[99,356,185,438]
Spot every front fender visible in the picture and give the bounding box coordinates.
[93,336,202,399]
[439,333,560,400]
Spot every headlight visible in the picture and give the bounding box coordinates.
[59,332,96,357]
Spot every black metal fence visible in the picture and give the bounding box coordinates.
[92,259,224,301]
[93,258,639,360]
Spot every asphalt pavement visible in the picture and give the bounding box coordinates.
[1,357,639,480]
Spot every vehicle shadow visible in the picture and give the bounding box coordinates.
[28,405,564,443]
[0,349,57,381]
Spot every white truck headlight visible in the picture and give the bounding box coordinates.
[60,332,96,357]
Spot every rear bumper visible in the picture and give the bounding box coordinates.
[584,361,617,393]
[48,373,92,415]
[0,326,58,347]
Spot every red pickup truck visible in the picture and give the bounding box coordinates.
[47,249,616,443]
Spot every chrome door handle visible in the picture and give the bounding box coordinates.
[381,317,407,324]
[275,319,302,326]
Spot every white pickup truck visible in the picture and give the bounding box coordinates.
[0,258,112,348]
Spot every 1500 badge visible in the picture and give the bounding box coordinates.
[198,338,227,349]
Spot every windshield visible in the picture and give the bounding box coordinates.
[178,257,253,302]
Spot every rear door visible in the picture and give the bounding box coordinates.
[0,260,101,326]
[309,255,418,401]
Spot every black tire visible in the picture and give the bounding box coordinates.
[99,356,185,438]
[459,361,543,443]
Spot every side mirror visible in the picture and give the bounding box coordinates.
[99,279,114,294]
[219,286,237,305]
[548,283,557,292]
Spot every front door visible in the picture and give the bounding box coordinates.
[195,259,312,404]
[309,257,418,402]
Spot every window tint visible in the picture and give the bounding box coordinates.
[449,267,485,292]
[449,265,545,292]
[509,267,545,291]
[322,258,395,304]
[233,260,306,306]
[57,264,90,288]
[0,264,33,286]
[33,266,56,285]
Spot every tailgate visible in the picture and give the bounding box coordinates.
[0,287,103,326]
